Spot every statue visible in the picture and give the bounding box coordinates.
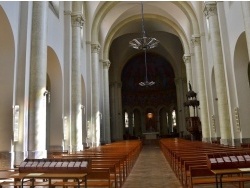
[189,81,192,91]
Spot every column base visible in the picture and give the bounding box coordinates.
[28,150,47,159]
[220,138,233,146]
[211,137,220,144]
[15,151,27,166]
[241,138,250,144]
[91,142,101,147]
[202,137,211,143]
[70,145,83,153]
[49,145,63,151]
[233,138,242,147]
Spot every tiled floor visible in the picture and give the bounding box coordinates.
[122,141,250,188]
[122,142,182,188]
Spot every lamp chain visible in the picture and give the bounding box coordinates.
[141,2,146,38]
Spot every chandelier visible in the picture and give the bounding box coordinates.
[129,2,159,87]
[129,2,159,50]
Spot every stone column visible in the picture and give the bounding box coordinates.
[28,1,48,159]
[160,110,168,135]
[70,1,84,152]
[103,60,111,143]
[204,2,232,145]
[84,41,92,147]
[134,111,140,137]
[183,54,193,86]
[117,82,124,140]
[109,82,123,141]
[109,82,116,141]
[174,77,186,135]
[63,2,72,151]
[183,54,194,117]
[167,110,173,133]
[91,43,101,146]
[128,111,133,136]
[242,2,250,61]
[191,35,210,142]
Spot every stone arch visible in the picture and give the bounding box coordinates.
[103,14,190,62]
[92,2,199,58]
[47,46,63,150]
[234,32,250,139]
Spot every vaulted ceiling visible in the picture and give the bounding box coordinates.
[86,1,202,108]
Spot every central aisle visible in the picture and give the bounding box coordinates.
[122,141,182,188]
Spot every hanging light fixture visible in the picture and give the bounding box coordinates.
[129,2,159,87]
[139,50,155,86]
[129,2,159,50]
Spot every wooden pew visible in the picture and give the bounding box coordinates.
[189,165,250,188]
[53,168,114,188]
[159,138,250,187]
[55,155,126,187]
[51,140,142,188]
[182,160,207,186]
[0,158,90,188]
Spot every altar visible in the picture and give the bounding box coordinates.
[143,132,159,140]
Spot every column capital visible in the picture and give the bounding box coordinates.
[103,60,111,69]
[182,54,191,63]
[71,13,84,28]
[91,43,101,53]
[204,1,217,18]
[191,35,201,47]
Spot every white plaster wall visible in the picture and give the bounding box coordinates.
[234,34,250,138]
[0,7,15,151]
[47,3,64,66]
[0,2,20,55]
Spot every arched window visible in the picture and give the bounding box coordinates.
[124,112,129,128]
[172,110,176,127]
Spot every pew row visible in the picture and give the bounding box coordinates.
[160,138,250,188]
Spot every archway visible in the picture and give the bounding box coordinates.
[0,7,15,157]
[121,52,176,136]
[47,47,63,150]
[234,32,250,139]
[145,108,156,132]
